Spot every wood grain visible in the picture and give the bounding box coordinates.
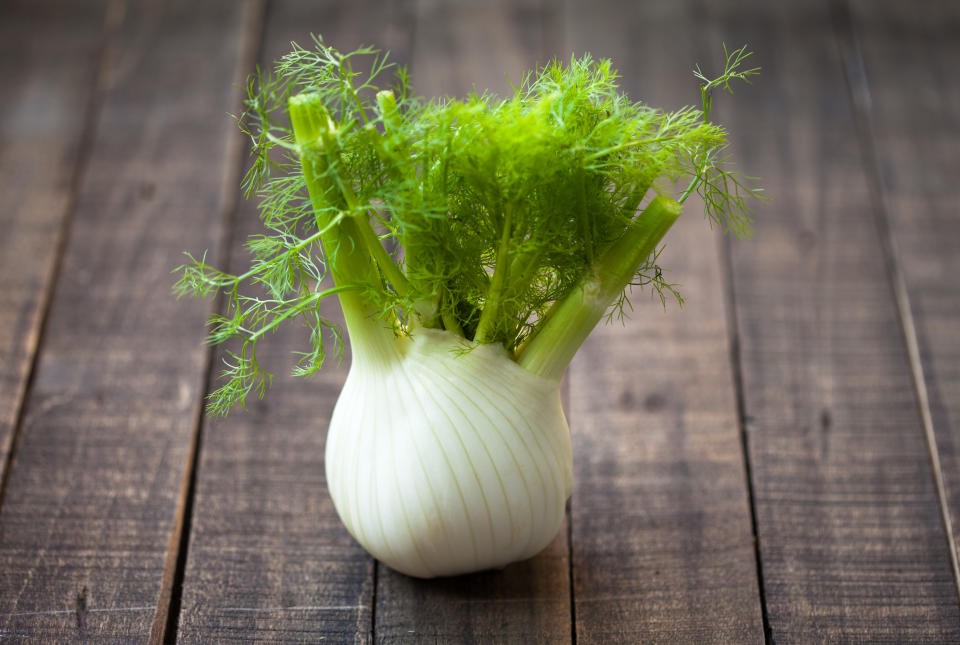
[2,1,958,642]
[369,2,572,643]
[0,0,107,505]
[847,0,960,588]
[709,0,960,640]
[175,1,411,643]
[406,0,561,101]
[0,0,256,640]
[564,1,765,642]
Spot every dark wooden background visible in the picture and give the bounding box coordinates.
[1,0,959,642]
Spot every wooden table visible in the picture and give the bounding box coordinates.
[2,0,958,642]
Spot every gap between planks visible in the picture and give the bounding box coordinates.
[831,0,960,609]
[148,1,269,643]
[706,23,774,645]
[718,191,773,645]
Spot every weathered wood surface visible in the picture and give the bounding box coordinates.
[0,0,106,507]
[711,0,960,641]
[0,0,258,641]
[373,2,572,643]
[848,0,960,579]
[566,2,765,642]
[1,0,959,642]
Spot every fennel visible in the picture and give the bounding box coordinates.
[174,38,760,577]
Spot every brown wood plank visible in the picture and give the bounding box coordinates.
[0,0,259,641]
[371,2,572,643]
[847,0,960,589]
[175,1,412,642]
[404,0,562,101]
[564,1,765,642]
[708,0,960,640]
[0,0,107,502]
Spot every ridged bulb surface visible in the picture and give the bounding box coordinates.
[325,329,573,578]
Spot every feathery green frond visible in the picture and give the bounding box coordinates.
[175,38,761,413]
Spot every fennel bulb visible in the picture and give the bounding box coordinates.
[327,329,571,578]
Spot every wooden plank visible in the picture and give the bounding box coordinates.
[175,1,412,642]
[0,0,107,502]
[564,1,765,642]
[847,0,960,588]
[0,0,258,641]
[371,2,572,643]
[405,0,561,100]
[708,0,960,640]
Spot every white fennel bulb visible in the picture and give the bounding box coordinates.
[326,329,573,578]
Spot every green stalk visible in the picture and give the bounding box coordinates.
[354,215,409,299]
[495,247,541,349]
[400,233,444,329]
[289,93,399,362]
[440,293,465,336]
[516,195,682,380]
[474,202,514,343]
[305,118,410,299]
